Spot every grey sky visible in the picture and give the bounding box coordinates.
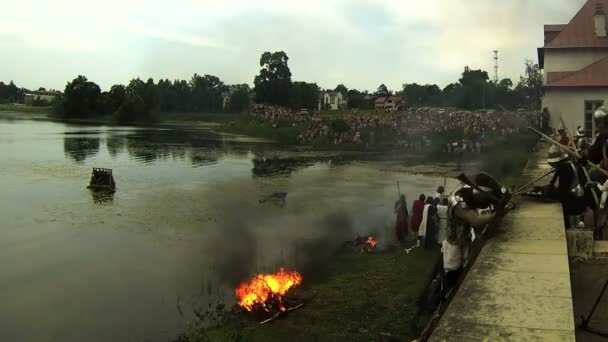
[0,0,586,92]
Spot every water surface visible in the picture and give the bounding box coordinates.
[0,118,457,342]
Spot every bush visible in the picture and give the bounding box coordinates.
[115,94,147,123]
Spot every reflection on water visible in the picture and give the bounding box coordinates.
[0,118,462,342]
[63,136,101,163]
[90,189,115,204]
[252,157,315,177]
[105,136,126,157]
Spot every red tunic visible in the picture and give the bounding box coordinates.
[411,199,425,233]
[394,201,409,241]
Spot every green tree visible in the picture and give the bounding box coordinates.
[254,51,292,106]
[108,84,126,112]
[57,75,102,117]
[190,74,226,112]
[227,84,251,113]
[516,59,543,110]
[334,84,348,96]
[375,84,389,96]
[458,67,489,109]
[347,89,372,109]
[172,79,191,112]
[115,94,146,123]
[442,83,465,108]
[290,82,319,110]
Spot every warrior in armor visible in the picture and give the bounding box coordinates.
[441,173,510,289]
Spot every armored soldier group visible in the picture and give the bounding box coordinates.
[542,106,608,239]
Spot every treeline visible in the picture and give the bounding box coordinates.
[54,75,252,123]
[0,81,26,104]
[28,51,542,123]
[399,60,543,110]
[252,53,542,111]
[53,51,322,123]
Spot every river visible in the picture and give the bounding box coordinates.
[0,117,459,342]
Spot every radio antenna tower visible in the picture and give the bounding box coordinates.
[493,50,499,83]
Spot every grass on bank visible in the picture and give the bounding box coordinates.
[183,247,440,342]
[0,104,52,114]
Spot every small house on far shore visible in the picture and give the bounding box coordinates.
[374,96,404,111]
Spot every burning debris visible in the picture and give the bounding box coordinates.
[235,268,304,323]
[344,235,389,254]
[365,236,377,253]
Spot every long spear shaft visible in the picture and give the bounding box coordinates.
[528,127,601,205]
[512,169,555,195]
[527,127,608,178]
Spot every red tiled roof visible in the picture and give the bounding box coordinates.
[374,97,387,104]
[544,25,566,44]
[375,96,402,105]
[544,24,567,32]
[546,71,576,84]
[389,96,402,104]
[545,56,608,87]
[545,0,608,49]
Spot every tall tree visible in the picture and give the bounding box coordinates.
[290,82,319,110]
[254,51,293,106]
[516,59,543,110]
[375,84,389,96]
[458,67,489,109]
[108,84,126,112]
[58,75,102,117]
[227,84,251,113]
[334,84,348,96]
[0,81,25,104]
[190,74,226,112]
[347,89,372,109]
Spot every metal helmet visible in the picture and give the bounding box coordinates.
[547,145,568,164]
[594,106,608,122]
[576,126,586,137]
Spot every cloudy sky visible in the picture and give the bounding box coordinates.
[0,0,586,92]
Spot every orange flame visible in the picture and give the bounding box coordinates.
[366,236,377,252]
[235,268,302,312]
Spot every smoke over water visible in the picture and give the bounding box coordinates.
[180,160,458,304]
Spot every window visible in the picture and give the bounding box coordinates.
[330,95,336,104]
[584,100,604,136]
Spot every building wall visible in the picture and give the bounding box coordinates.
[323,92,346,110]
[24,94,57,105]
[544,49,608,76]
[542,87,608,133]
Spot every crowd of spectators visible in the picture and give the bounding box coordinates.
[248,104,542,150]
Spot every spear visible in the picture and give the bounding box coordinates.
[528,127,602,206]
[527,126,608,178]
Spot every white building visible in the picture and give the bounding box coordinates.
[24,90,60,105]
[321,91,347,110]
[540,0,608,135]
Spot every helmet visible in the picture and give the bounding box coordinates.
[594,106,608,122]
[547,145,568,164]
[576,127,586,137]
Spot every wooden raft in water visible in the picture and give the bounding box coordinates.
[87,168,116,192]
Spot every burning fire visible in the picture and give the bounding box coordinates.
[235,268,302,312]
[365,236,377,252]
